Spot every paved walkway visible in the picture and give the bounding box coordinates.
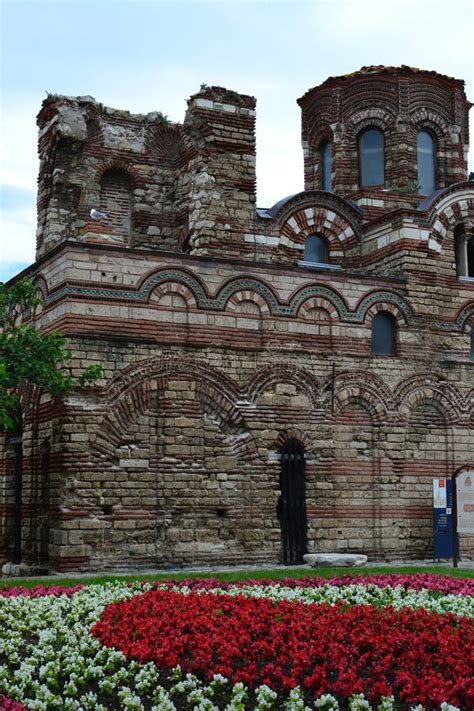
[3,558,473,582]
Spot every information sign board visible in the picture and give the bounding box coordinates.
[456,471,474,534]
[432,479,453,560]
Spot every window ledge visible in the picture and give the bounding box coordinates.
[458,276,474,282]
[435,358,474,366]
[298,260,341,271]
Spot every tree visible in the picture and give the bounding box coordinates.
[0,278,100,430]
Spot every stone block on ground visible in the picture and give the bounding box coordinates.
[303,553,368,567]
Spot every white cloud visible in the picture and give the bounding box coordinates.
[1,0,473,279]
[0,100,39,191]
[0,207,37,265]
[256,122,303,206]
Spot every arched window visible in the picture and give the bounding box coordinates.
[454,224,464,277]
[417,131,436,195]
[371,312,396,355]
[455,225,474,278]
[359,128,384,186]
[469,236,474,278]
[320,141,332,191]
[99,169,132,241]
[304,234,328,264]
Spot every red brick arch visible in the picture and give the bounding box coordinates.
[150,281,197,309]
[224,290,270,315]
[247,363,321,409]
[333,372,391,424]
[306,122,334,150]
[409,109,449,140]
[279,205,359,257]
[345,108,396,141]
[95,160,140,188]
[363,301,408,328]
[92,357,253,460]
[395,375,463,424]
[275,428,310,450]
[297,298,337,321]
[428,187,474,250]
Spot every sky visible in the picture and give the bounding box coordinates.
[1,0,473,282]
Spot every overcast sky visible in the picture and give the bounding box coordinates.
[1,0,473,282]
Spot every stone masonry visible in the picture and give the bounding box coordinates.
[1,66,473,572]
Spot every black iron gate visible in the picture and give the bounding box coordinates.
[278,438,308,564]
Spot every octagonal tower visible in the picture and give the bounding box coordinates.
[298,65,471,213]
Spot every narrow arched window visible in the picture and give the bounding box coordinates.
[320,141,332,191]
[417,131,436,195]
[468,236,474,278]
[100,169,132,241]
[304,234,328,264]
[371,312,396,355]
[456,226,474,278]
[359,128,384,186]
[454,224,464,277]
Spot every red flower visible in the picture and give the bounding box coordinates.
[91,590,474,707]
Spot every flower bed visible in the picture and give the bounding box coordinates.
[0,574,472,710]
[0,584,84,598]
[92,589,473,707]
[153,573,474,597]
[0,697,27,711]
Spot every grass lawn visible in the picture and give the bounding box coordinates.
[1,563,473,588]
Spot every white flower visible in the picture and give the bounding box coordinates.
[0,578,469,709]
[349,693,372,710]
[314,693,340,710]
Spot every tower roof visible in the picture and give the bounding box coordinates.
[298,65,467,106]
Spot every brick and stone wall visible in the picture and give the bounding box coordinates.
[1,65,473,572]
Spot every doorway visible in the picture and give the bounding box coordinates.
[278,438,308,564]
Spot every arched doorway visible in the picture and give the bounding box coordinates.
[278,438,308,564]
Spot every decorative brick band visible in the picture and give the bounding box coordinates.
[96,357,471,427]
[41,268,418,325]
[433,301,474,332]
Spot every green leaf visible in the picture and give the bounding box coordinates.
[0,278,103,430]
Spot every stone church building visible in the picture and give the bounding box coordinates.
[1,65,473,572]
